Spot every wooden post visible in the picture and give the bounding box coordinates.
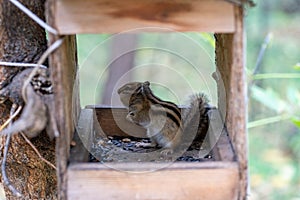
[215,6,247,200]
[47,36,78,199]
[46,1,80,199]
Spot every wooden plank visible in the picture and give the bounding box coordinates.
[214,6,247,200]
[54,0,235,34]
[68,161,237,171]
[46,0,79,198]
[48,35,78,199]
[70,109,93,163]
[211,127,236,162]
[50,36,77,200]
[87,106,147,138]
[68,162,238,200]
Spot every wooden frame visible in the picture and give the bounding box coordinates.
[45,0,248,199]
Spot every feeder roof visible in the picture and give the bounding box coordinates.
[224,0,255,7]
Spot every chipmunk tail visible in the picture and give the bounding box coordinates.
[182,93,213,143]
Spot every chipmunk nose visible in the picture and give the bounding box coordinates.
[117,88,122,94]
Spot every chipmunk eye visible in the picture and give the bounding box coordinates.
[128,111,135,117]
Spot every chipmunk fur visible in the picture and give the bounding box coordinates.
[117,81,211,154]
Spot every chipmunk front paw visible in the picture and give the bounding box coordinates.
[135,141,157,148]
[160,148,173,156]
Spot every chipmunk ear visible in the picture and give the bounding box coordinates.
[144,81,150,86]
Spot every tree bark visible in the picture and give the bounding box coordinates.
[101,34,137,105]
[0,0,56,199]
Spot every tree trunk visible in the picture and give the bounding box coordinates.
[101,34,137,105]
[0,0,56,199]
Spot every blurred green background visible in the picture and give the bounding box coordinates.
[77,0,300,199]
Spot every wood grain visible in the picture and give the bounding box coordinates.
[46,0,79,198]
[87,106,147,138]
[54,0,235,34]
[70,109,93,163]
[211,127,236,162]
[49,35,78,199]
[68,162,239,200]
[215,6,247,200]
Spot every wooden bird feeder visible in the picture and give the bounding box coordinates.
[45,0,249,199]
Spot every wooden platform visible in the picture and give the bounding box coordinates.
[68,108,239,200]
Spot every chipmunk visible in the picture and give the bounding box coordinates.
[117,81,211,155]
